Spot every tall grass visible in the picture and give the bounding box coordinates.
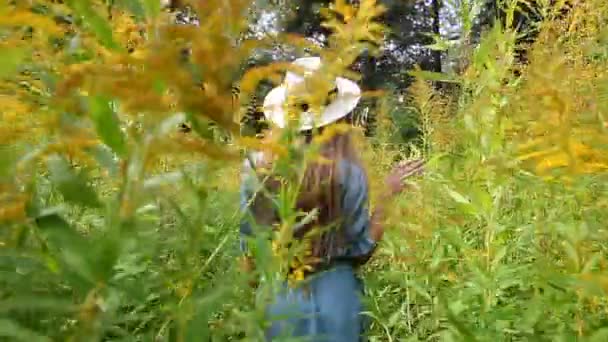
[364,0,608,340]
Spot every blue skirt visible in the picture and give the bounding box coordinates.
[264,263,369,341]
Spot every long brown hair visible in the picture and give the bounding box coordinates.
[248,119,364,264]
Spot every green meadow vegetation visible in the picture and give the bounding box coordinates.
[0,0,607,341]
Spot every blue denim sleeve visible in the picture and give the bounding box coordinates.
[239,160,256,254]
[239,182,253,254]
[340,161,376,259]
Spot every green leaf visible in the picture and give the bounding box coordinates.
[35,212,81,245]
[561,240,580,272]
[444,186,470,205]
[442,299,478,341]
[142,0,162,18]
[444,185,479,217]
[65,0,120,50]
[581,253,601,274]
[422,32,455,52]
[47,156,101,208]
[89,96,127,157]
[116,0,146,21]
[0,47,28,78]
[0,319,51,342]
[35,213,97,285]
[185,113,216,141]
[471,185,493,213]
[88,144,120,177]
[90,233,122,283]
[492,245,508,269]
[448,299,467,316]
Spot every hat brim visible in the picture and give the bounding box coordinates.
[262,77,361,131]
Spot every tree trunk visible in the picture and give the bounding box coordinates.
[431,0,442,73]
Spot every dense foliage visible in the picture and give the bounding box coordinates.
[0,0,607,341]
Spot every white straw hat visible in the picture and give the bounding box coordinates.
[262,57,361,131]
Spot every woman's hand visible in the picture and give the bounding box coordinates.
[239,256,258,288]
[369,159,425,242]
[384,159,425,198]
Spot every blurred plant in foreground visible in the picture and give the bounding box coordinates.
[0,0,392,340]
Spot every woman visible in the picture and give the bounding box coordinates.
[239,57,423,341]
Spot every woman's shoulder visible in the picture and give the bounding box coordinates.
[240,151,265,191]
[242,151,264,170]
[338,159,368,187]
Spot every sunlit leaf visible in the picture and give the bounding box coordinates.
[66,0,120,50]
[423,32,455,52]
[444,186,471,205]
[88,145,120,177]
[89,96,127,158]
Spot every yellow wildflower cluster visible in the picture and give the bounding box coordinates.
[0,1,151,146]
[511,0,608,179]
[0,189,27,223]
[409,75,456,154]
[271,238,317,287]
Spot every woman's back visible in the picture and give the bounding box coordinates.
[240,156,376,263]
[240,156,375,341]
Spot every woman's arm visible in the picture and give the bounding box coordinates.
[238,157,259,286]
[369,159,425,243]
[369,194,390,242]
[239,255,258,288]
